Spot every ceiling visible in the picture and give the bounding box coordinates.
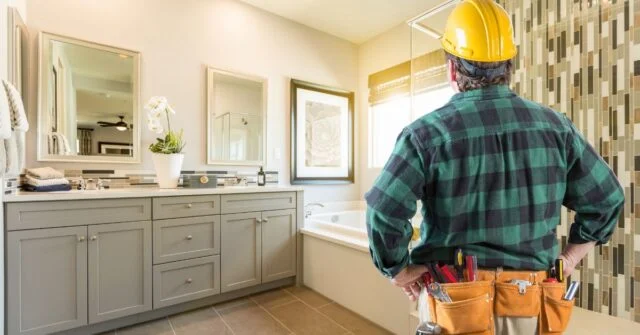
[238,0,448,44]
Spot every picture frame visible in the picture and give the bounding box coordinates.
[98,141,133,156]
[290,79,354,184]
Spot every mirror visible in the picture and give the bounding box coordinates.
[207,67,267,166]
[37,32,141,163]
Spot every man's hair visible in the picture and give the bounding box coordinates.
[445,52,513,92]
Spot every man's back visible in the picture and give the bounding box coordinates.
[365,85,624,277]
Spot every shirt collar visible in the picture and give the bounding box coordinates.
[450,85,515,102]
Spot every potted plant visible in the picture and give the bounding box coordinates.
[145,96,185,188]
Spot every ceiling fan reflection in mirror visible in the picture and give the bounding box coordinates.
[97,115,132,131]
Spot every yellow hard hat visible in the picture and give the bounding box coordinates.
[441,0,517,62]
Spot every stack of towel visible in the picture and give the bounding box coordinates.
[22,167,71,192]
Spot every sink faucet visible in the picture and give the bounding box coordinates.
[304,203,324,218]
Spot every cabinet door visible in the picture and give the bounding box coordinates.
[8,227,88,335]
[261,209,297,283]
[221,212,261,293]
[88,221,152,324]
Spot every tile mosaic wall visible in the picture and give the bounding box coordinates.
[496,0,639,322]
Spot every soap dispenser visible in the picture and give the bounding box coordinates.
[257,166,266,186]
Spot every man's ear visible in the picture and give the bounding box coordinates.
[447,59,459,93]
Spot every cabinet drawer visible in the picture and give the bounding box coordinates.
[153,256,220,309]
[6,198,151,231]
[153,195,220,220]
[221,192,296,214]
[153,216,220,264]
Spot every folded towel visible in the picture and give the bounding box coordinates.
[1,80,28,131]
[22,184,72,192]
[25,175,69,187]
[0,83,12,140]
[27,167,65,180]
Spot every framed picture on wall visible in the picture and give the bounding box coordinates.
[290,79,354,184]
[98,142,133,156]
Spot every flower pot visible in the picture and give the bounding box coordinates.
[151,153,184,188]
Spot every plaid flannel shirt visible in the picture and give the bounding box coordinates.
[365,85,624,278]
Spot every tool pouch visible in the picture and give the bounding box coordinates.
[427,281,494,334]
[539,282,574,334]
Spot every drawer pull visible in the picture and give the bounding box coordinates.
[187,203,193,208]
[186,278,193,284]
[90,236,97,241]
[186,235,193,240]
[78,236,85,242]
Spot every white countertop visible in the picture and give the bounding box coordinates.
[3,185,304,202]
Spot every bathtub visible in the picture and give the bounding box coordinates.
[301,206,411,335]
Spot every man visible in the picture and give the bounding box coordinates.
[365,0,624,333]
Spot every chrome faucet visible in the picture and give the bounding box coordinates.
[304,203,324,218]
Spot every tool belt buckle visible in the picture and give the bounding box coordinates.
[510,279,532,295]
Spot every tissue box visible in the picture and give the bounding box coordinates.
[182,175,217,188]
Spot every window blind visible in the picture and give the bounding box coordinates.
[368,49,448,106]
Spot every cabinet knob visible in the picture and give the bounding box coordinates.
[187,203,193,208]
[256,219,262,224]
[262,218,269,223]
[186,235,193,240]
[186,278,193,284]
[90,236,97,241]
[78,236,85,242]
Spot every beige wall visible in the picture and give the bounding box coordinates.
[25,0,359,202]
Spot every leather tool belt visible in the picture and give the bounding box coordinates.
[424,269,575,334]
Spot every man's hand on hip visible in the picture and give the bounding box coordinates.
[391,265,428,302]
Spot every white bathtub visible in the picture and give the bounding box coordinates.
[301,206,411,335]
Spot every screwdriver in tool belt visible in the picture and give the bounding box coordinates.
[555,259,564,282]
[454,248,464,281]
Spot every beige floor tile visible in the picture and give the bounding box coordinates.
[117,318,174,335]
[169,307,233,335]
[270,301,346,335]
[319,302,392,335]
[284,286,332,308]
[213,297,252,311]
[252,289,297,310]
[218,301,290,335]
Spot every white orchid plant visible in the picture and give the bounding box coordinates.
[145,96,185,154]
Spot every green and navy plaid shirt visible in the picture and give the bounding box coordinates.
[365,85,625,278]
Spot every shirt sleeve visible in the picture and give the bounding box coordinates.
[563,120,625,245]
[365,128,426,278]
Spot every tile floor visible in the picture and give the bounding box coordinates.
[100,286,392,335]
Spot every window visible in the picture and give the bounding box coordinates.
[368,85,455,168]
[369,97,411,168]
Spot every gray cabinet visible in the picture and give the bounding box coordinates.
[262,209,297,283]
[88,221,152,323]
[8,227,88,335]
[153,255,220,308]
[221,212,262,293]
[221,209,296,293]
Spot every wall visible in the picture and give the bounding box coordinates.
[25,0,359,203]
[492,0,639,322]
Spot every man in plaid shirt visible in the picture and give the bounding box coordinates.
[365,1,624,303]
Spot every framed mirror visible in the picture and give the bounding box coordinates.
[37,32,141,163]
[206,67,267,166]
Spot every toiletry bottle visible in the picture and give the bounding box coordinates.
[257,166,266,186]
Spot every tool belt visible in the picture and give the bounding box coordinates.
[425,269,574,335]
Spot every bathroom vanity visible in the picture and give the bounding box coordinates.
[3,187,303,335]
